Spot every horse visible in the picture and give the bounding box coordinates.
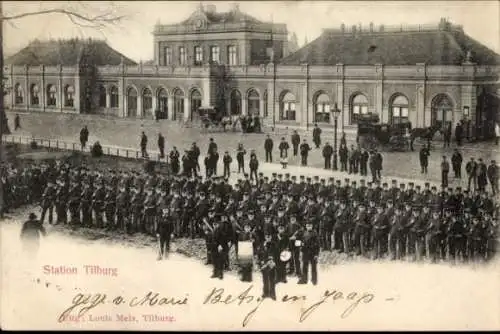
[409,124,442,151]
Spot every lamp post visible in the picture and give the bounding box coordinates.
[332,102,341,171]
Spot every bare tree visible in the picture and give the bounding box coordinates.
[0,1,127,217]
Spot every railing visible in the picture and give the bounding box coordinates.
[3,135,169,164]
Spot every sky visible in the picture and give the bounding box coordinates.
[3,1,500,62]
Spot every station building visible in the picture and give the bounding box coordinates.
[5,3,500,137]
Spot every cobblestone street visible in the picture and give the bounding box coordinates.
[7,111,500,188]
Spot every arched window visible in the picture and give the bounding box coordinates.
[350,93,368,124]
[247,89,260,116]
[98,85,107,108]
[280,91,296,121]
[30,84,39,106]
[190,89,202,121]
[173,88,184,121]
[314,93,331,123]
[142,88,153,117]
[390,94,409,125]
[110,86,119,108]
[230,90,241,116]
[46,84,57,106]
[157,88,168,119]
[431,94,454,127]
[263,90,268,118]
[14,84,24,105]
[64,85,75,107]
[127,87,138,117]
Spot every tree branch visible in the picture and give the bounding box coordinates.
[2,8,125,26]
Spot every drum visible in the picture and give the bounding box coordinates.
[294,240,302,247]
[238,241,253,266]
[280,250,292,262]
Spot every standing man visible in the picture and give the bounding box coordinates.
[322,142,333,169]
[487,160,498,195]
[20,213,47,256]
[14,114,21,130]
[298,221,320,285]
[258,232,277,300]
[455,122,463,146]
[466,157,478,191]
[236,143,246,174]
[79,125,89,151]
[223,151,233,179]
[264,135,274,163]
[169,147,180,175]
[249,154,259,183]
[360,149,369,176]
[208,138,218,156]
[140,131,148,158]
[156,208,174,260]
[291,130,301,157]
[158,132,165,159]
[192,142,201,173]
[313,123,322,149]
[441,156,450,188]
[451,149,463,179]
[477,158,488,192]
[419,145,430,174]
[340,144,348,172]
[279,137,289,159]
[374,149,383,180]
[299,139,311,166]
[443,122,452,148]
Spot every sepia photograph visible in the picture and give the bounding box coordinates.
[0,0,499,330]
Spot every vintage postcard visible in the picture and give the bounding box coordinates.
[1,0,499,331]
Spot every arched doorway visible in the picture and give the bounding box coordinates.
[431,94,453,127]
[173,88,184,121]
[247,89,260,116]
[157,88,168,120]
[127,87,138,117]
[389,94,409,125]
[190,89,202,122]
[350,93,368,124]
[230,90,241,115]
[280,91,296,121]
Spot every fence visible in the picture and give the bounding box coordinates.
[3,135,169,164]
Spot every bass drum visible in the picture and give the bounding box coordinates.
[238,241,253,266]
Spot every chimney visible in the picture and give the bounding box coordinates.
[205,4,216,14]
[369,22,374,33]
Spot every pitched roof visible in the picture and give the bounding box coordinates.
[280,23,500,66]
[6,38,137,66]
[181,5,262,26]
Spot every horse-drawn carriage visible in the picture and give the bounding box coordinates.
[197,106,232,132]
[357,113,412,151]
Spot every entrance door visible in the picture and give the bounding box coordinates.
[190,89,202,122]
[431,94,453,128]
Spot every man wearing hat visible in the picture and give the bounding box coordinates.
[40,181,56,225]
[156,208,174,260]
[371,204,389,259]
[55,179,69,225]
[322,142,333,169]
[298,221,320,285]
[80,182,94,227]
[104,184,117,229]
[257,231,278,300]
[299,139,311,166]
[92,180,107,228]
[222,151,233,179]
[21,213,47,256]
[237,223,255,282]
[388,206,405,260]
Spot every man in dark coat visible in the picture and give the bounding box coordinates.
[312,123,322,149]
[466,157,478,191]
[140,131,148,158]
[279,137,290,159]
[487,160,498,195]
[419,145,430,174]
[322,142,333,169]
[264,135,274,163]
[20,213,47,256]
[79,126,89,150]
[451,149,463,179]
[291,131,300,156]
[158,133,165,159]
[477,158,488,192]
[298,221,320,285]
[299,139,311,166]
[455,122,463,146]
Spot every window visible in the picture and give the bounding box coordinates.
[350,93,368,124]
[110,86,119,108]
[179,47,186,65]
[142,88,153,117]
[47,84,57,106]
[64,85,75,107]
[314,93,331,123]
[14,84,24,105]
[30,84,39,106]
[164,47,172,66]
[194,46,203,65]
[173,89,184,121]
[98,85,107,108]
[210,46,220,64]
[263,90,268,117]
[158,88,168,119]
[230,90,242,116]
[228,45,237,65]
[390,95,409,125]
[247,89,260,116]
[190,89,202,121]
[280,92,296,121]
[127,87,138,117]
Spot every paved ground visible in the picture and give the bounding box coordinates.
[6,111,500,188]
